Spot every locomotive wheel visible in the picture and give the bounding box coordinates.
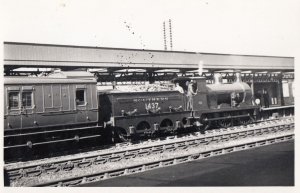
[115,128,130,143]
[238,112,252,125]
[200,115,211,132]
[218,112,232,128]
[238,116,251,125]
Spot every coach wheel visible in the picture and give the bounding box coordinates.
[218,112,232,128]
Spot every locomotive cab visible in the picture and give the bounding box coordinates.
[172,77,209,111]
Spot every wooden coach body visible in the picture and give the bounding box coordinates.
[4,77,98,130]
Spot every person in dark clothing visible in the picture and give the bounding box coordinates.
[263,88,270,108]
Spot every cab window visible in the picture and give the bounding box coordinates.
[9,92,20,109]
[76,89,86,105]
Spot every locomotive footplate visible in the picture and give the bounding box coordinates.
[205,114,250,122]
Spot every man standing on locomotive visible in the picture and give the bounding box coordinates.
[187,80,197,110]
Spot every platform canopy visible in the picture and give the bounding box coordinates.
[4,42,294,73]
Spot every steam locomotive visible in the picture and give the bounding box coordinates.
[4,70,261,151]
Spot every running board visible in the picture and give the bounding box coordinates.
[206,114,250,122]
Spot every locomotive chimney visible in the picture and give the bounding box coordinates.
[235,71,242,83]
[213,73,222,84]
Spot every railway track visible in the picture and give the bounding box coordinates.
[5,116,294,186]
[36,134,294,187]
[4,114,292,163]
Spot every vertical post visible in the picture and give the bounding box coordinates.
[163,22,167,50]
[169,19,173,51]
[278,73,285,106]
[250,73,255,96]
[148,72,155,84]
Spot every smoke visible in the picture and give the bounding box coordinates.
[198,60,204,76]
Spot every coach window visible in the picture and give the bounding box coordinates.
[8,92,20,109]
[22,92,33,108]
[76,89,86,105]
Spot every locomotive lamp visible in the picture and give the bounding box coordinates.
[255,98,261,105]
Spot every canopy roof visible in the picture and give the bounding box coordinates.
[4,42,294,73]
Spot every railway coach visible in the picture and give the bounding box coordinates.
[4,77,98,129]
[4,75,101,159]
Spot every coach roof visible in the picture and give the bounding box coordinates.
[4,76,96,85]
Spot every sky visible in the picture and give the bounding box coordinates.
[2,0,300,57]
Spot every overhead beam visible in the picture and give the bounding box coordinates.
[4,42,294,72]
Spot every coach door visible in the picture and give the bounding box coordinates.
[6,86,35,129]
[20,86,35,128]
[6,87,21,129]
[75,85,87,123]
